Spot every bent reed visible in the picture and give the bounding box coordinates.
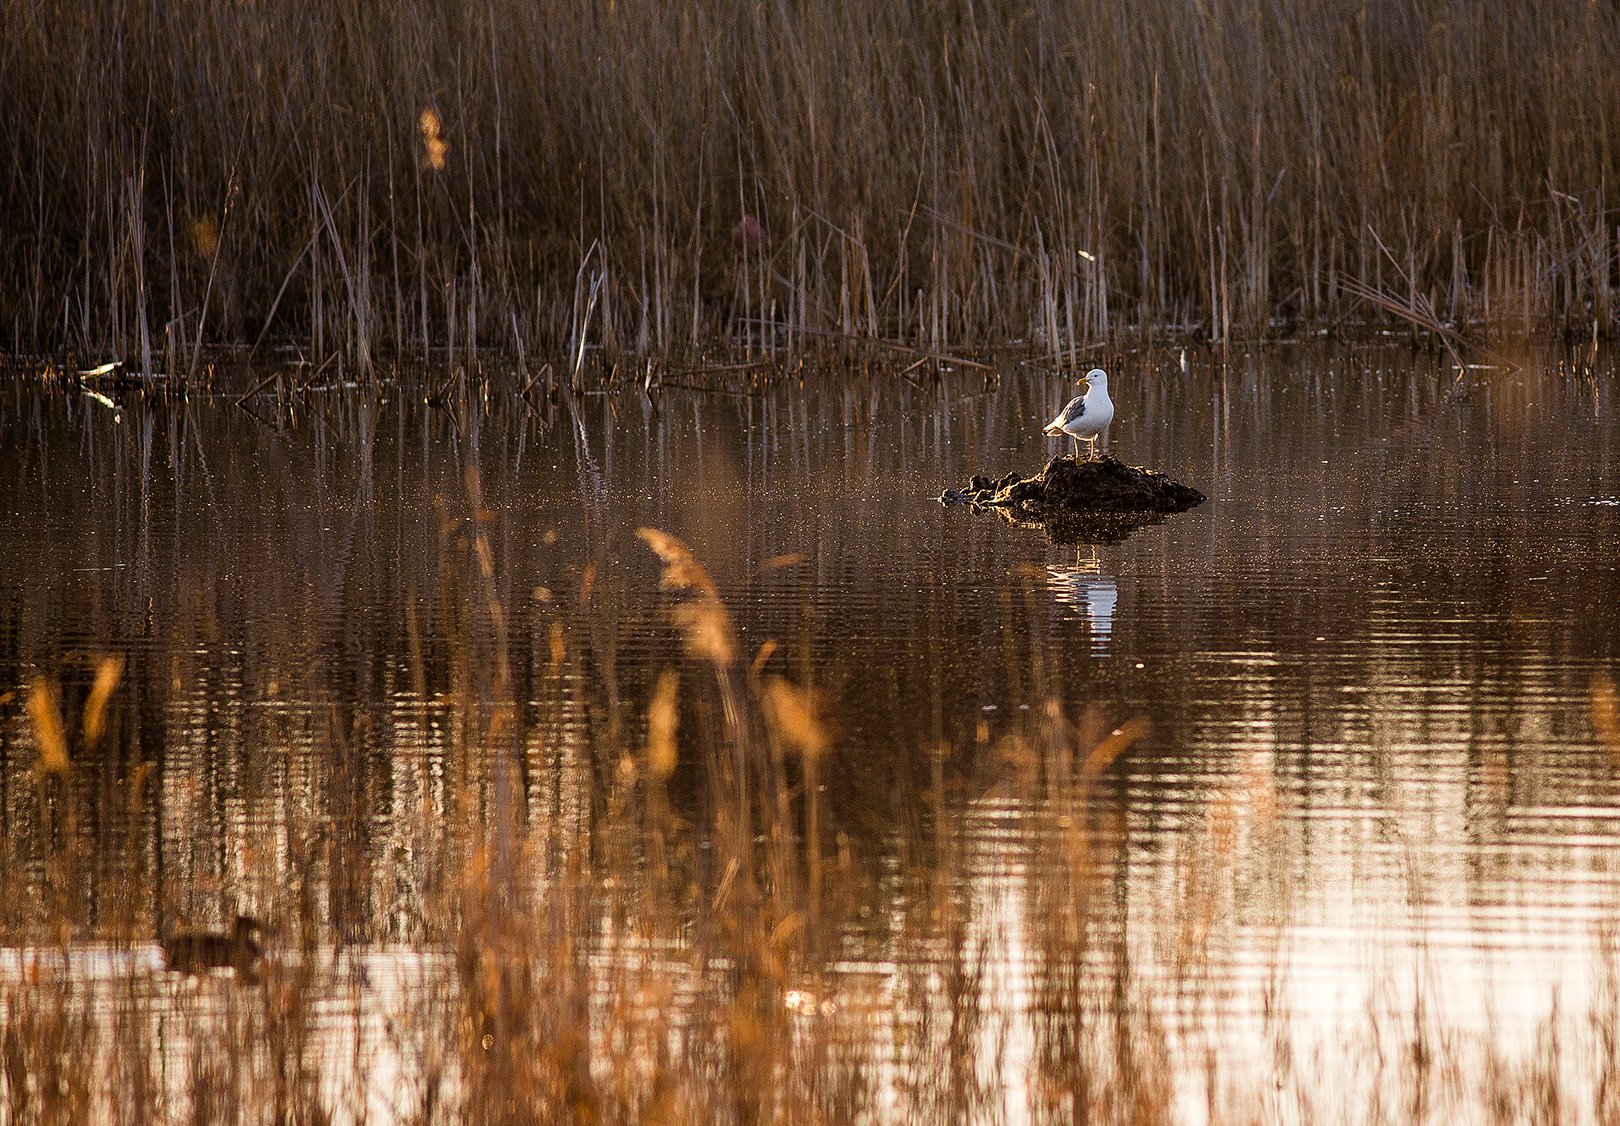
[1,0,1618,368]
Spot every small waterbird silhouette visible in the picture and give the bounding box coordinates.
[161,915,263,979]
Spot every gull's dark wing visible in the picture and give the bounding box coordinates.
[1044,394,1086,432]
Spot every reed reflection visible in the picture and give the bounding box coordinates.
[0,349,1618,1120]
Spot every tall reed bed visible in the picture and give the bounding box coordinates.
[1,0,1617,367]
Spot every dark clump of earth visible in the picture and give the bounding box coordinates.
[939,455,1206,543]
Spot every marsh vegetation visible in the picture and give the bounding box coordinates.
[2,0,1619,369]
[3,2,1620,1119]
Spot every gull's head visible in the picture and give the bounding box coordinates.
[1074,367,1107,393]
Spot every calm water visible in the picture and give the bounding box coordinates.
[2,345,1618,1119]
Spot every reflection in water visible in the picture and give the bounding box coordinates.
[1046,546,1118,653]
[0,347,1618,1118]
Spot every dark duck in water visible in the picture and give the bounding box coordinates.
[161,915,264,979]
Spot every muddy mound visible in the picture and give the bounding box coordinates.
[940,455,1206,542]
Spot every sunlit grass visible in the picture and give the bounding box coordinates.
[4,518,1620,1123]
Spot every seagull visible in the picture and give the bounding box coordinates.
[1043,367,1114,459]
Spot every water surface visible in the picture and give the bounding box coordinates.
[2,346,1617,1120]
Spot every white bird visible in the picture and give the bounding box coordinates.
[1043,367,1114,459]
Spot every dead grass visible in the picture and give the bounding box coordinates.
[1,0,1619,369]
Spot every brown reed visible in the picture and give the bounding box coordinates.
[5,519,1620,1122]
[1,0,1618,369]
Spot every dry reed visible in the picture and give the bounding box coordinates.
[4,520,1620,1123]
[1,0,1619,369]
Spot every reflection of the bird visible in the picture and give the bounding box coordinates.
[1047,546,1117,653]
